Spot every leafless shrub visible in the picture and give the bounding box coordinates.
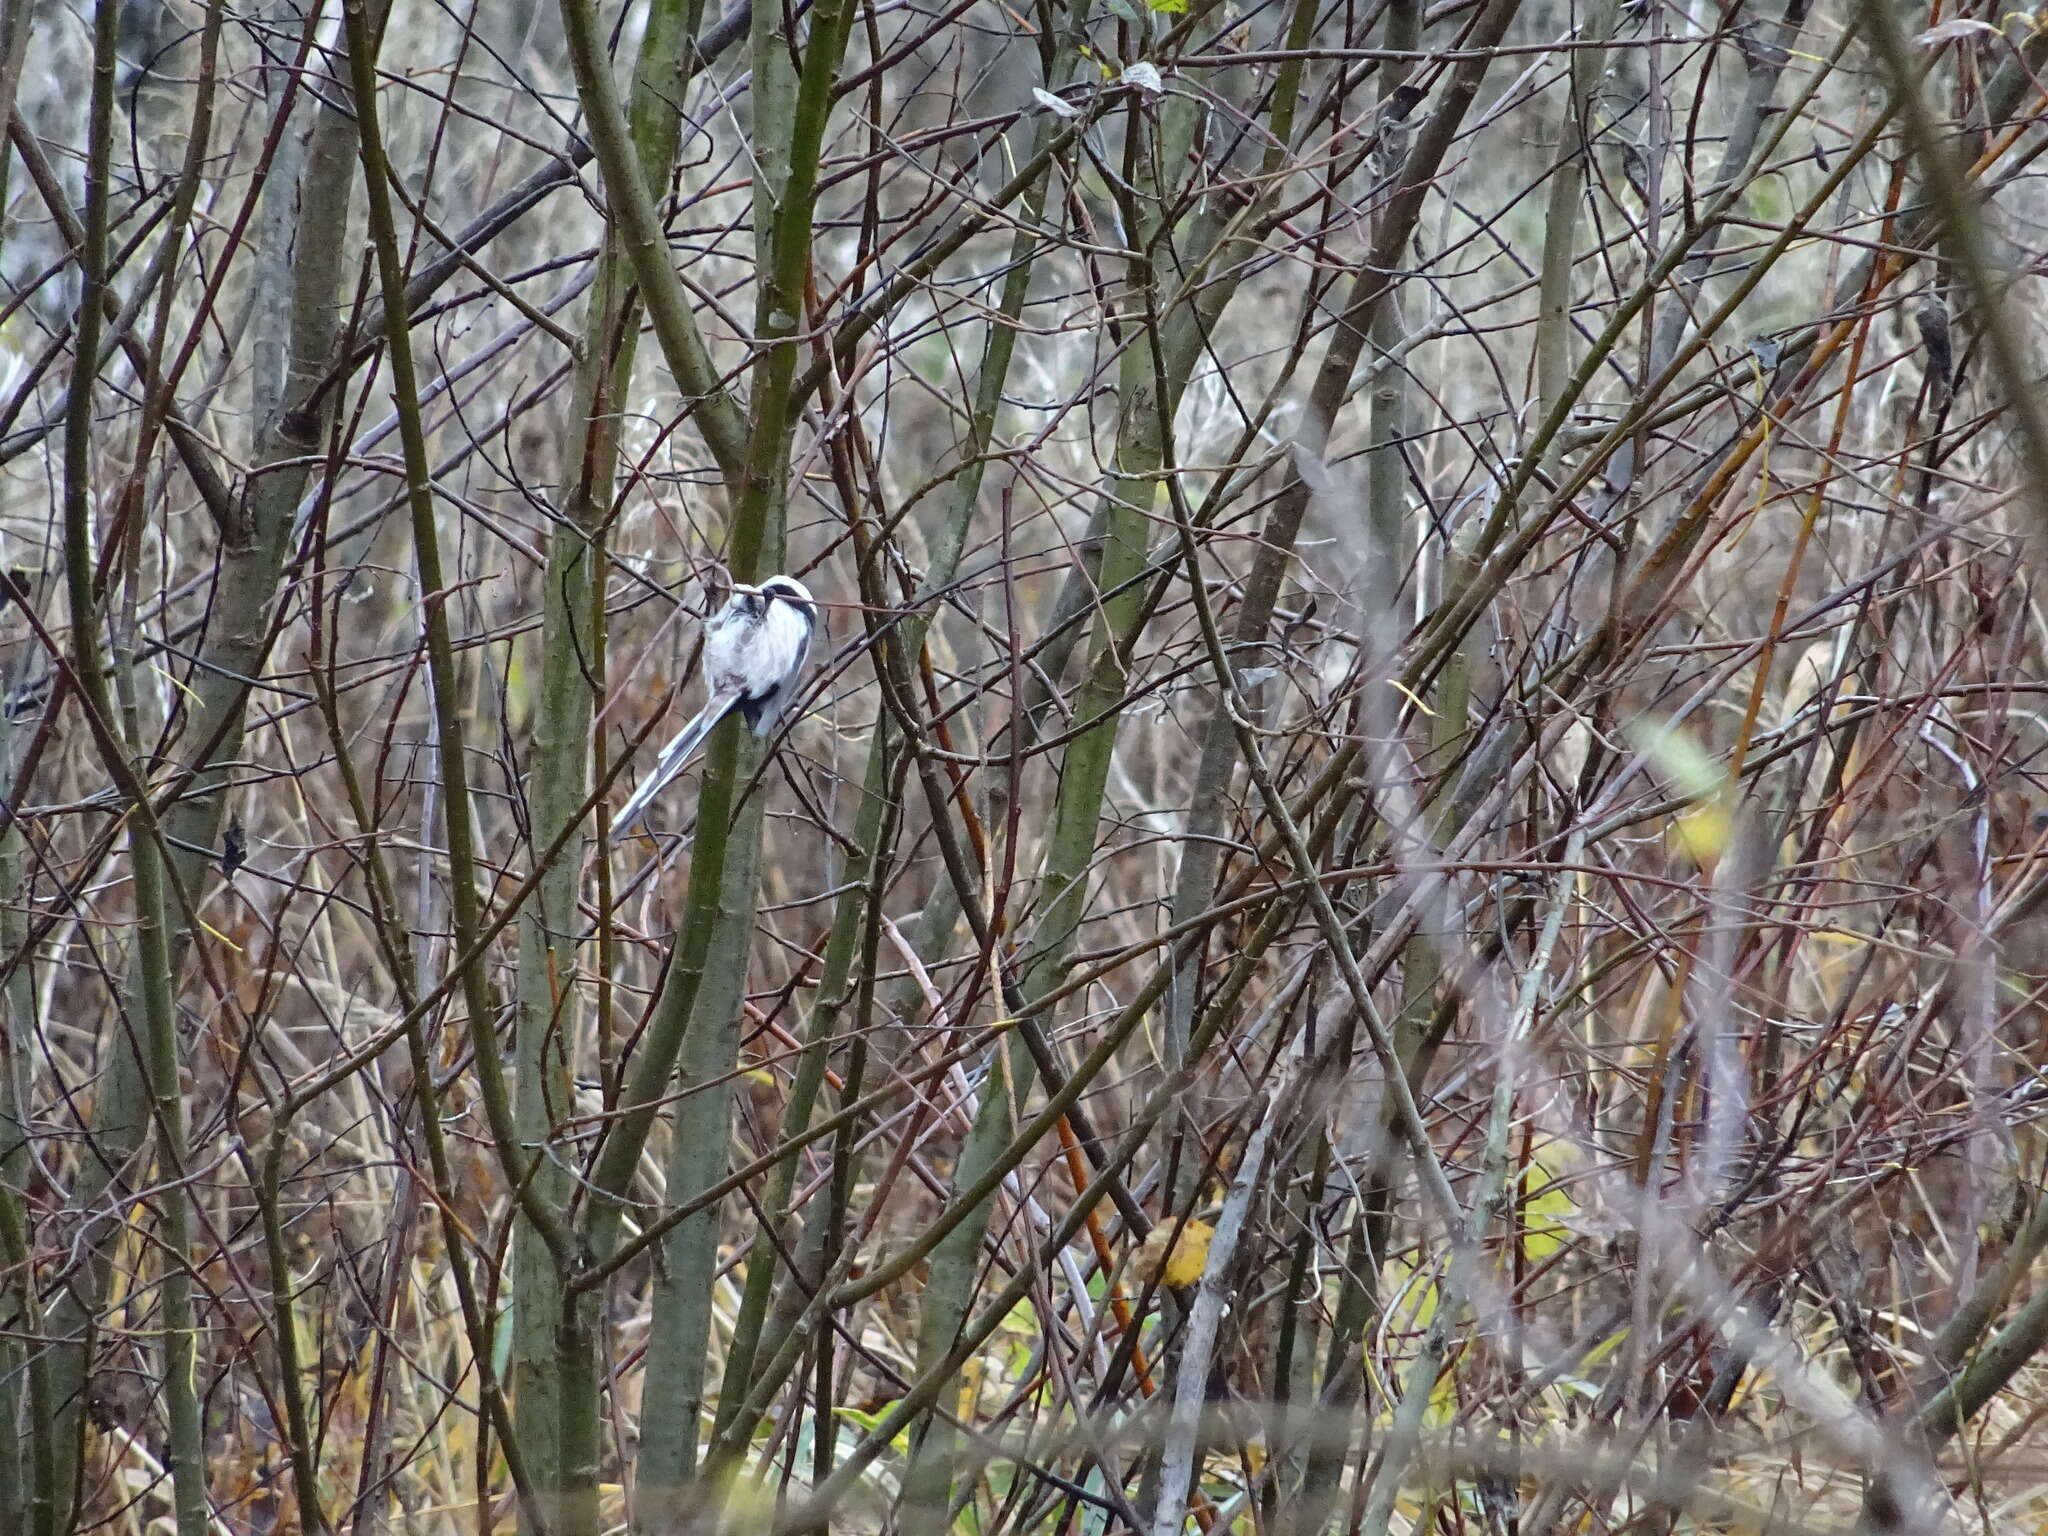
[3,0,2048,1532]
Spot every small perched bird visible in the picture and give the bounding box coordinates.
[610,574,817,838]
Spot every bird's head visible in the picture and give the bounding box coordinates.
[756,574,818,623]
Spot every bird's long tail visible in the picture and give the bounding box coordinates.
[609,689,738,839]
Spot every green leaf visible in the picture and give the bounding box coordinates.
[1520,1153,1576,1263]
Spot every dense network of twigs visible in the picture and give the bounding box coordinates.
[4,0,2048,1531]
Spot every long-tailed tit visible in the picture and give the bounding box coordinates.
[610,575,817,838]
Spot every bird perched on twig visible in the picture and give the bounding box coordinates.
[610,574,817,839]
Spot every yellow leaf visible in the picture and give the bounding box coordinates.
[1162,1220,1213,1286]
[1427,1368,1458,1426]
[1628,718,1730,866]
[955,1355,985,1421]
[1520,1153,1576,1264]
[1672,801,1729,865]
[1135,1218,1215,1288]
[1380,1253,1439,1333]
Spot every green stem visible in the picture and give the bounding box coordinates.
[523,1,704,1522]
[555,0,750,479]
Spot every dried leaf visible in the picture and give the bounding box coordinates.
[1121,60,1165,95]
[1916,17,1998,44]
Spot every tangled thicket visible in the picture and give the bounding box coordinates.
[4,0,2048,1531]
